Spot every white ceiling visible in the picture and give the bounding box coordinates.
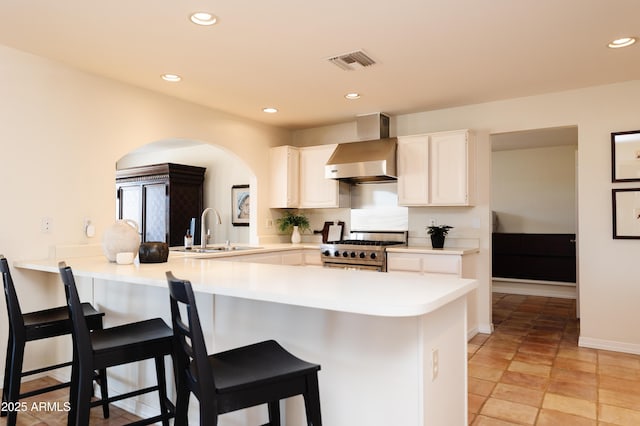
[0,1,638,130]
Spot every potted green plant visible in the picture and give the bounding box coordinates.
[277,211,310,243]
[427,225,453,249]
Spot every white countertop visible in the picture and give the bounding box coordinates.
[15,250,477,318]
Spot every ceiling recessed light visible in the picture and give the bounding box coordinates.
[190,12,218,26]
[161,74,182,82]
[263,107,278,114]
[608,37,636,48]
[345,92,361,100]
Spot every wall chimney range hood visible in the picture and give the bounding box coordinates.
[325,113,397,183]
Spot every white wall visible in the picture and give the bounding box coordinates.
[492,145,577,233]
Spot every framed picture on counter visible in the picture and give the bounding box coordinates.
[612,188,640,238]
[232,184,250,226]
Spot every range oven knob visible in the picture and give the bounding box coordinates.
[342,251,349,258]
[323,250,331,257]
[334,251,340,257]
[370,253,377,260]
[350,252,356,258]
[359,252,366,259]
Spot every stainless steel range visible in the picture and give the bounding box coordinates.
[320,231,407,272]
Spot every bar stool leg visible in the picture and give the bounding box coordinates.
[153,356,170,426]
[173,377,190,426]
[97,367,109,418]
[303,374,322,426]
[1,333,15,416]
[70,364,94,426]
[5,339,25,426]
[268,400,281,426]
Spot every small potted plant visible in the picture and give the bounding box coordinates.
[277,211,310,243]
[427,225,453,249]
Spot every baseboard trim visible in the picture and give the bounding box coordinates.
[478,323,494,335]
[579,336,640,355]
[492,280,577,299]
[467,323,494,341]
[467,326,478,341]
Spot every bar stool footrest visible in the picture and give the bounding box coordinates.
[89,385,159,407]
[19,380,71,399]
[22,360,73,377]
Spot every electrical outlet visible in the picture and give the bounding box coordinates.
[266,219,273,229]
[41,217,52,233]
[432,348,439,381]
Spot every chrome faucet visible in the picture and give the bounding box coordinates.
[200,208,222,249]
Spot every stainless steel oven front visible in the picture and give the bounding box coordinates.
[321,260,383,272]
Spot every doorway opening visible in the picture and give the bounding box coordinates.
[490,126,579,309]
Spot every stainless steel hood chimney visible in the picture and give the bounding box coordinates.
[325,113,397,183]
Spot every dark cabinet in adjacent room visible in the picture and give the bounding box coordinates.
[116,163,205,247]
[492,233,576,283]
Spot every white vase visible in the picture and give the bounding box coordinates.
[102,219,141,262]
[291,226,301,244]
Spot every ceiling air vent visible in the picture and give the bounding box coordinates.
[327,50,376,71]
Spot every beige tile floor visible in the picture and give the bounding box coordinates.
[3,293,640,425]
[469,293,640,425]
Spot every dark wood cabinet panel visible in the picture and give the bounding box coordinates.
[492,233,576,283]
[116,163,205,247]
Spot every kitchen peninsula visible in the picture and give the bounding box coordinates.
[15,248,477,426]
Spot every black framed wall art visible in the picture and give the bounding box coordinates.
[612,188,640,239]
[612,130,640,182]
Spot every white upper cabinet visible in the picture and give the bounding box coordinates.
[269,144,348,209]
[397,129,475,206]
[269,145,299,208]
[397,134,430,205]
[299,144,349,208]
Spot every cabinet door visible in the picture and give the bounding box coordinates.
[421,254,461,275]
[430,130,469,205]
[303,249,322,266]
[117,184,142,239]
[269,146,299,208]
[143,182,168,242]
[387,252,422,273]
[397,135,429,205]
[299,144,342,208]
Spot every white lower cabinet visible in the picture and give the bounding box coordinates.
[303,248,322,266]
[234,251,304,265]
[229,249,320,266]
[387,252,462,275]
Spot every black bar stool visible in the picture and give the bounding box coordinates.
[0,255,108,426]
[59,262,175,426]
[166,271,322,426]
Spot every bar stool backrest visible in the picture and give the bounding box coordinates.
[1,255,26,342]
[166,272,216,402]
